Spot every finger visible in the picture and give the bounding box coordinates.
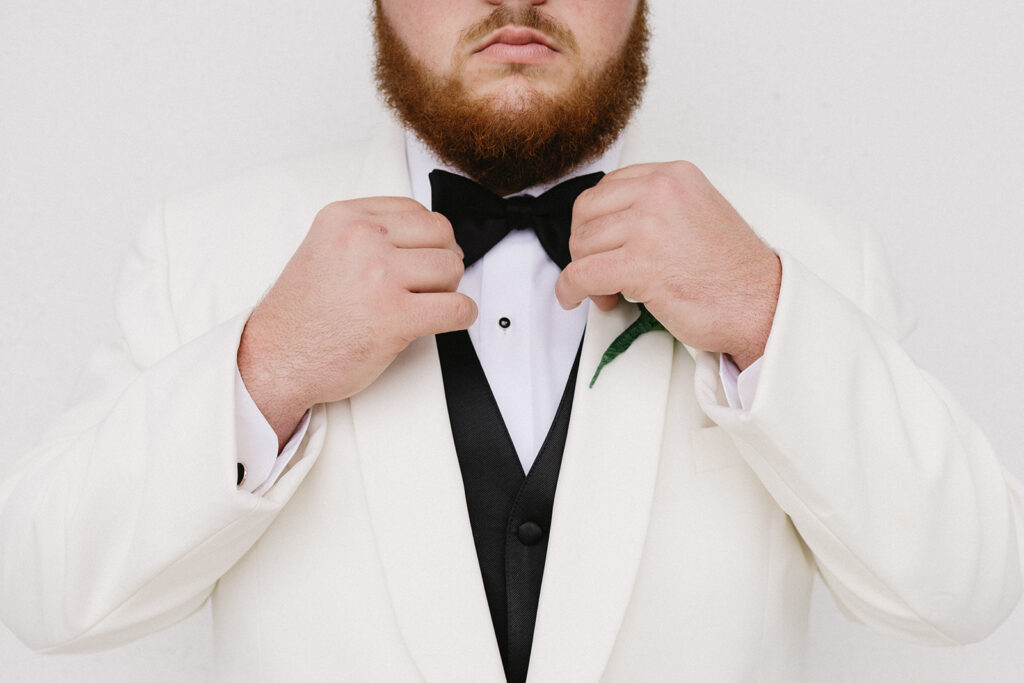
[601,162,680,182]
[591,294,620,311]
[399,292,478,338]
[382,211,459,252]
[598,161,710,199]
[569,208,634,260]
[358,195,430,215]
[572,175,646,228]
[556,248,636,310]
[392,248,464,293]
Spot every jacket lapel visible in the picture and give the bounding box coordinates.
[347,121,676,682]
[348,121,506,682]
[528,299,675,682]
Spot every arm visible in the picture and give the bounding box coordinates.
[0,193,473,653]
[557,161,1022,643]
[699,247,1022,643]
[0,205,326,653]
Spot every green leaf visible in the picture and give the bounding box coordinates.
[589,304,666,387]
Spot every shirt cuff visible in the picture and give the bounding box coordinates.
[718,354,764,410]
[234,367,310,494]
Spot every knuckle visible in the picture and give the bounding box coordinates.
[567,231,582,256]
[670,160,710,191]
[347,219,382,240]
[401,196,428,210]
[574,186,595,210]
[435,217,457,246]
[424,246,453,267]
[650,170,681,196]
[339,198,366,217]
[669,159,699,177]
[313,201,345,226]
[432,211,454,234]
[563,259,589,285]
[381,196,422,213]
[446,249,466,274]
[568,224,595,257]
[434,249,464,280]
[572,187,599,220]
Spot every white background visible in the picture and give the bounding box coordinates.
[1,0,1022,680]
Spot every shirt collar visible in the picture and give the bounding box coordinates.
[405,131,623,209]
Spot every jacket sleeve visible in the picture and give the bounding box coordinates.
[696,223,1022,645]
[0,203,327,653]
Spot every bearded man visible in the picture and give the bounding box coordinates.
[1,1,1020,681]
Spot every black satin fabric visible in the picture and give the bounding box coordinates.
[429,169,604,269]
[436,329,582,683]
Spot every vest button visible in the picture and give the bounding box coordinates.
[517,522,543,546]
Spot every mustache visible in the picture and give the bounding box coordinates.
[460,6,579,54]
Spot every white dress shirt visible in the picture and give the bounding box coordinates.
[408,135,614,472]
[235,135,762,492]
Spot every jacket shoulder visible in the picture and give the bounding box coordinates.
[142,135,392,339]
[621,125,913,337]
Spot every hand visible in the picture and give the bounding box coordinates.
[238,197,477,447]
[555,161,781,370]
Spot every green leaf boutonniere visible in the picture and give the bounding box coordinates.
[589,304,666,387]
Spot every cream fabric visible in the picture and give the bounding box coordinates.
[1,119,1020,682]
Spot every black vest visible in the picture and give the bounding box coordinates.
[436,330,581,683]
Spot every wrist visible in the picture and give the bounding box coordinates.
[238,310,313,449]
[727,251,781,370]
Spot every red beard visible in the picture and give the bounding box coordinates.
[373,1,650,195]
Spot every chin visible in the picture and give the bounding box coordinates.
[474,75,562,113]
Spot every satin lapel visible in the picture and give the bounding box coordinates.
[348,123,506,682]
[528,299,675,682]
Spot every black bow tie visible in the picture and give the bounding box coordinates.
[429,169,605,269]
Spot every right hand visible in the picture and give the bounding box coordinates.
[238,196,476,447]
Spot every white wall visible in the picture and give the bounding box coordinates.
[1,1,1021,680]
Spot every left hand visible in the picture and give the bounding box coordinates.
[555,161,782,370]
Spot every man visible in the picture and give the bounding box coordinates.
[0,0,1020,681]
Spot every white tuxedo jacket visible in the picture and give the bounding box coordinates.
[1,119,1020,682]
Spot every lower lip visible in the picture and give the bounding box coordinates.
[477,42,557,65]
